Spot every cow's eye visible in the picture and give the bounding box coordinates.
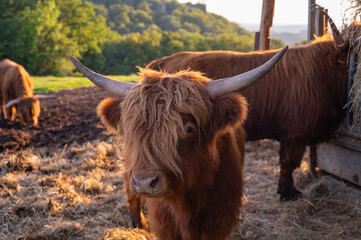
[182,122,196,137]
[185,126,194,134]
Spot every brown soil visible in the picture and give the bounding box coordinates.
[0,87,114,153]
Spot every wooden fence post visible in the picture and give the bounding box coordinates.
[315,6,326,36]
[259,0,275,50]
[254,31,260,51]
[308,0,316,43]
[308,2,329,175]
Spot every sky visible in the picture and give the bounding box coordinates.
[177,0,352,28]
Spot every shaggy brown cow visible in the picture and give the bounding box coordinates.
[0,59,51,126]
[146,20,356,201]
[68,47,286,239]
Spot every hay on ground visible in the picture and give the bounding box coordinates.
[0,138,360,239]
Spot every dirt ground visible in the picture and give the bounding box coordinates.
[0,87,360,239]
[0,87,112,153]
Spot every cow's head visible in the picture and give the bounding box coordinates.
[98,70,249,198]
[68,46,287,198]
[5,95,53,126]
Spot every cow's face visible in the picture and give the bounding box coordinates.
[18,97,40,126]
[98,69,247,198]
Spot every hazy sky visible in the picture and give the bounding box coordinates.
[178,0,351,27]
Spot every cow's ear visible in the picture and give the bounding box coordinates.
[211,93,248,132]
[97,97,124,134]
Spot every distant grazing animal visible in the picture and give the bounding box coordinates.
[146,17,355,201]
[0,59,51,126]
[68,47,286,239]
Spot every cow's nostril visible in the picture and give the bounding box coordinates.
[132,174,159,195]
[132,174,142,186]
[150,176,158,189]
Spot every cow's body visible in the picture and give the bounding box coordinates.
[97,69,247,239]
[68,47,286,238]
[0,59,40,125]
[147,38,349,200]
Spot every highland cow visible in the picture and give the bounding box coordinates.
[68,47,286,239]
[0,59,51,126]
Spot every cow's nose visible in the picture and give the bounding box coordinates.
[132,173,159,195]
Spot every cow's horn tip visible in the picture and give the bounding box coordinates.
[282,45,289,52]
[67,54,75,61]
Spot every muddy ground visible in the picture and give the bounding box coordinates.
[0,87,113,153]
[0,87,360,239]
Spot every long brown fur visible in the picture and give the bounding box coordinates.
[147,32,352,201]
[98,68,248,239]
[121,68,213,176]
[0,59,40,125]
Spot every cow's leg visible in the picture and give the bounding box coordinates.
[128,193,147,228]
[277,141,306,201]
[146,199,181,240]
[309,145,318,176]
[123,172,147,229]
[19,112,25,124]
[5,105,16,121]
[0,100,5,119]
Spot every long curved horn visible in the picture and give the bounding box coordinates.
[4,99,20,109]
[35,95,56,100]
[68,55,137,97]
[322,10,345,48]
[207,45,288,97]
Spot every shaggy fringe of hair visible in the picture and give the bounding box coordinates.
[120,68,212,176]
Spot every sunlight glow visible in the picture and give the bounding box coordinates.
[178,0,349,28]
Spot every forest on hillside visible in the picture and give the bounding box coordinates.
[0,0,284,76]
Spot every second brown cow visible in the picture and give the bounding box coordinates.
[147,20,354,201]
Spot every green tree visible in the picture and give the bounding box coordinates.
[100,30,162,75]
[158,15,181,32]
[88,0,253,37]
[205,33,254,52]
[270,38,285,49]
[4,1,68,75]
[0,0,261,76]
[182,32,206,51]
[108,4,132,33]
[93,4,109,20]
[138,1,151,12]
[0,0,116,75]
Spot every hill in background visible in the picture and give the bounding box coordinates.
[0,0,285,76]
[89,0,253,37]
[239,23,307,45]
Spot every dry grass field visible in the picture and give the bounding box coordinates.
[0,87,360,239]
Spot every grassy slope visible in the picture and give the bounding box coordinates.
[32,75,139,94]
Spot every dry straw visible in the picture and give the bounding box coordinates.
[346,20,361,131]
[0,137,360,239]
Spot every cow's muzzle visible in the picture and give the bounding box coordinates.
[131,173,162,197]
